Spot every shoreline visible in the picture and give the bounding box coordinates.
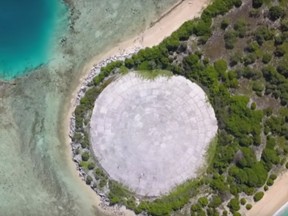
[62,0,210,215]
[247,171,288,216]
[274,202,288,216]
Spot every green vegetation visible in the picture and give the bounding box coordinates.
[137,69,173,80]
[86,175,93,185]
[246,204,252,210]
[253,191,264,202]
[81,152,90,161]
[228,198,240,213]
[87,162,95,170]
[240,198,246,205]
[198,197,209,207]
[72,0,288,215]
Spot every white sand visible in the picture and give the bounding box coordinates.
[247,171,288,216]
[63,0,210,215]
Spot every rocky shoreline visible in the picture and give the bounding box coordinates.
[68,46,142,213]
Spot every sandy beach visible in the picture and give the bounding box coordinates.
[246,171,288,216]
[62,0,210,215]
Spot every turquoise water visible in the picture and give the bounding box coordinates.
[0,0,61,79]
[276,203,288,216]
[0,0,176,216]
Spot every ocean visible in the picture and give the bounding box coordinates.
[275,203,288,216]
[0,0,64,79]
[0,0,176,215]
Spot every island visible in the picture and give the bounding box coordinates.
[69,0,288,215]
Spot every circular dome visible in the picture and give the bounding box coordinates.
[90,72,218,196]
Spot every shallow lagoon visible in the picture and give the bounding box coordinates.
[0,0,176,215]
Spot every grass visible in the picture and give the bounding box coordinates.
[205,136,218,168]
[137,69,173,80]
[79,161,90,170]
[137,180,200,216]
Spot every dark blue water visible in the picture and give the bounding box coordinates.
[0,0,58,79]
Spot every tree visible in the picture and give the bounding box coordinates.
[236,147,257,168]
[269,6,285,21]
[229,165,248,184]
[228,198,240,212]
[253,191,264,201]
[262,148,280,165]
[245,163,268,187]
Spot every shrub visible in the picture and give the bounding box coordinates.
[264,185,269,191]
[249,9,260,18]
[274,46,286,57]
[88,162,95,170]
[254,26,273,45]
[270,174,277,180]
[99,179,107,188]
[281,19,288,32]
[251,102,257,110]
[86,175,93,185]
[243,54,256,66]
[246,204,252,210]
[267,178,274,186]
[240,198,247,205]
[253,191,264,202]
[228,198,240,212]
[214,59,228,73]
[275,35,284,45]
[72,132,82,143]
[198,197,209,207]
[234,19,247,38]
[81,152,90,161]
[262,148,280,165]
[252,0,263,8]
[191,203,201,212]
[252,81,264,94]
[246,41,259,53]
[221,19,229,30]
[209,195,222,208]
[224,31,237,49]
[269,6,285,21]
[262,53,272,64]
[286,162,288,169]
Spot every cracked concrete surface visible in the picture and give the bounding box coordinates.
[90,72,218,196]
